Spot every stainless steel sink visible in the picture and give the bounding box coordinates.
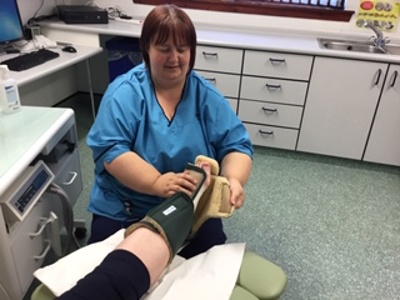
[385,44,400,55]
[318,38,400,55]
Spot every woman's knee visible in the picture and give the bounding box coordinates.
[88,214,125,244]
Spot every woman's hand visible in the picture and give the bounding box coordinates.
[153,162,211,199]
[153,172,197,198]
[228,177,246,209]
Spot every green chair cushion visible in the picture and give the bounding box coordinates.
[236,251,288,300]
[230,285,259,300]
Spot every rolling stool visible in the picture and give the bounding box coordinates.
[31,250,287,300]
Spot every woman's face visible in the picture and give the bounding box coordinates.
[148,35,191,88]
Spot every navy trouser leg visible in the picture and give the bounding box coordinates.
[178,218,227,259]
[59,250,150,300]
[87,214,128,244]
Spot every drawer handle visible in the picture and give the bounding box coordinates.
[390,71,398,87]
[262,107,277,113]
[205,77,216,82]
[269,58,286,64]
[29,216,53,238]
[63,171,78,185]
[374,69,382,85]
[265,83,282,90]
[34,240,52,261]
[202,51,218,57]
[259,130,274,136]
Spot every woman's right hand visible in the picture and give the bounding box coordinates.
[153,171,199,198]
[154,163,211,199]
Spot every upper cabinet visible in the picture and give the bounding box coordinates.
[297,57,388,160]
[363,64,400,166]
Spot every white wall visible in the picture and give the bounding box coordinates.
[17,0,399,42]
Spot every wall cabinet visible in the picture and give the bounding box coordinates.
[364,64,400,166]
[297,57,388,160]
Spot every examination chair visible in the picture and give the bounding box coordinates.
[31,249,287,300]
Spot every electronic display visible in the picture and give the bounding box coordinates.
[0,0,25,45]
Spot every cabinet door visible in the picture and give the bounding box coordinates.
[297,57,388,160]
[364,64,400,166]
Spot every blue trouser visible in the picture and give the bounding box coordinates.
[88,214,227,259]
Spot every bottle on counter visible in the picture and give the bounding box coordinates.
[0,65,21,114]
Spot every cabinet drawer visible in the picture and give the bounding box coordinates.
[11,200,52,293]
[239,100,303,128]
[195,45,243,74]
[244,123,298,150]
[48,148,82,207]
[240,76,307,105]
[243,50,313,80]
[196,70,240,98]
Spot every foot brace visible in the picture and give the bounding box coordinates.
[191,155,235,236]
[124,192,194,262]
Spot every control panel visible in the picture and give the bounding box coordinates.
[0,160,54,226]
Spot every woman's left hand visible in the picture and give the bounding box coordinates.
[228,177,246,209]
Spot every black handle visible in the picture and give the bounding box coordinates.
[205,77,216,82]
[262,107,277,113]
[375,69,382,85]
[202,51,218,57]
[390,71,398,87]
[265,83,282,90]
[259,129,274,135]
[269,58,286,64]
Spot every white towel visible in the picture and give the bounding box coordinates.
[34,229,245,300]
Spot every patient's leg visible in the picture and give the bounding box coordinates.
[59,192,195,300]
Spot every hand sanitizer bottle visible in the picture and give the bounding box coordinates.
[0,65,21,113]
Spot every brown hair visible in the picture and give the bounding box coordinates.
[140,4,197,72]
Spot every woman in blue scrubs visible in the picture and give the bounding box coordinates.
[86,4,253,258]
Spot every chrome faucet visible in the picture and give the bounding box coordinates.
[365,20,390,48]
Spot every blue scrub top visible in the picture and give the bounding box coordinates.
[87,63,253,221]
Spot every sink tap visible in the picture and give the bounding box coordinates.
[365,21,390,48]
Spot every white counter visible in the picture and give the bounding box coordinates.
[39,20,400,63]
[0,106,74,196]
[0,45,103,87]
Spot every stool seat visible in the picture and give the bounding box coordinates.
[234,251,287,300]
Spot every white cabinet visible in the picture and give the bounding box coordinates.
[193,44,399,167]
[297,57,388,160]
[194,45,243,113]
[0,107,82,300]
[364,64,400,166]
[239,50,313,150]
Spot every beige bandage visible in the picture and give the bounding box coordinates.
[191,155,235,235]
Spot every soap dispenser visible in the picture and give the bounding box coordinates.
[0,65,21,113]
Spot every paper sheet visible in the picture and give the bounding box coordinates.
[34,229,245,300]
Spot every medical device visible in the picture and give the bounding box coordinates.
[1,160,54,224]
[0,107,83,300]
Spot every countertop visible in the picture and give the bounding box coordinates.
[39,19,400,63]
[0,106,74,196]
[0,45,103,87]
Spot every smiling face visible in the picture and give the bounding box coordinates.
[140,4,197,85]
[148,35,191,89]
